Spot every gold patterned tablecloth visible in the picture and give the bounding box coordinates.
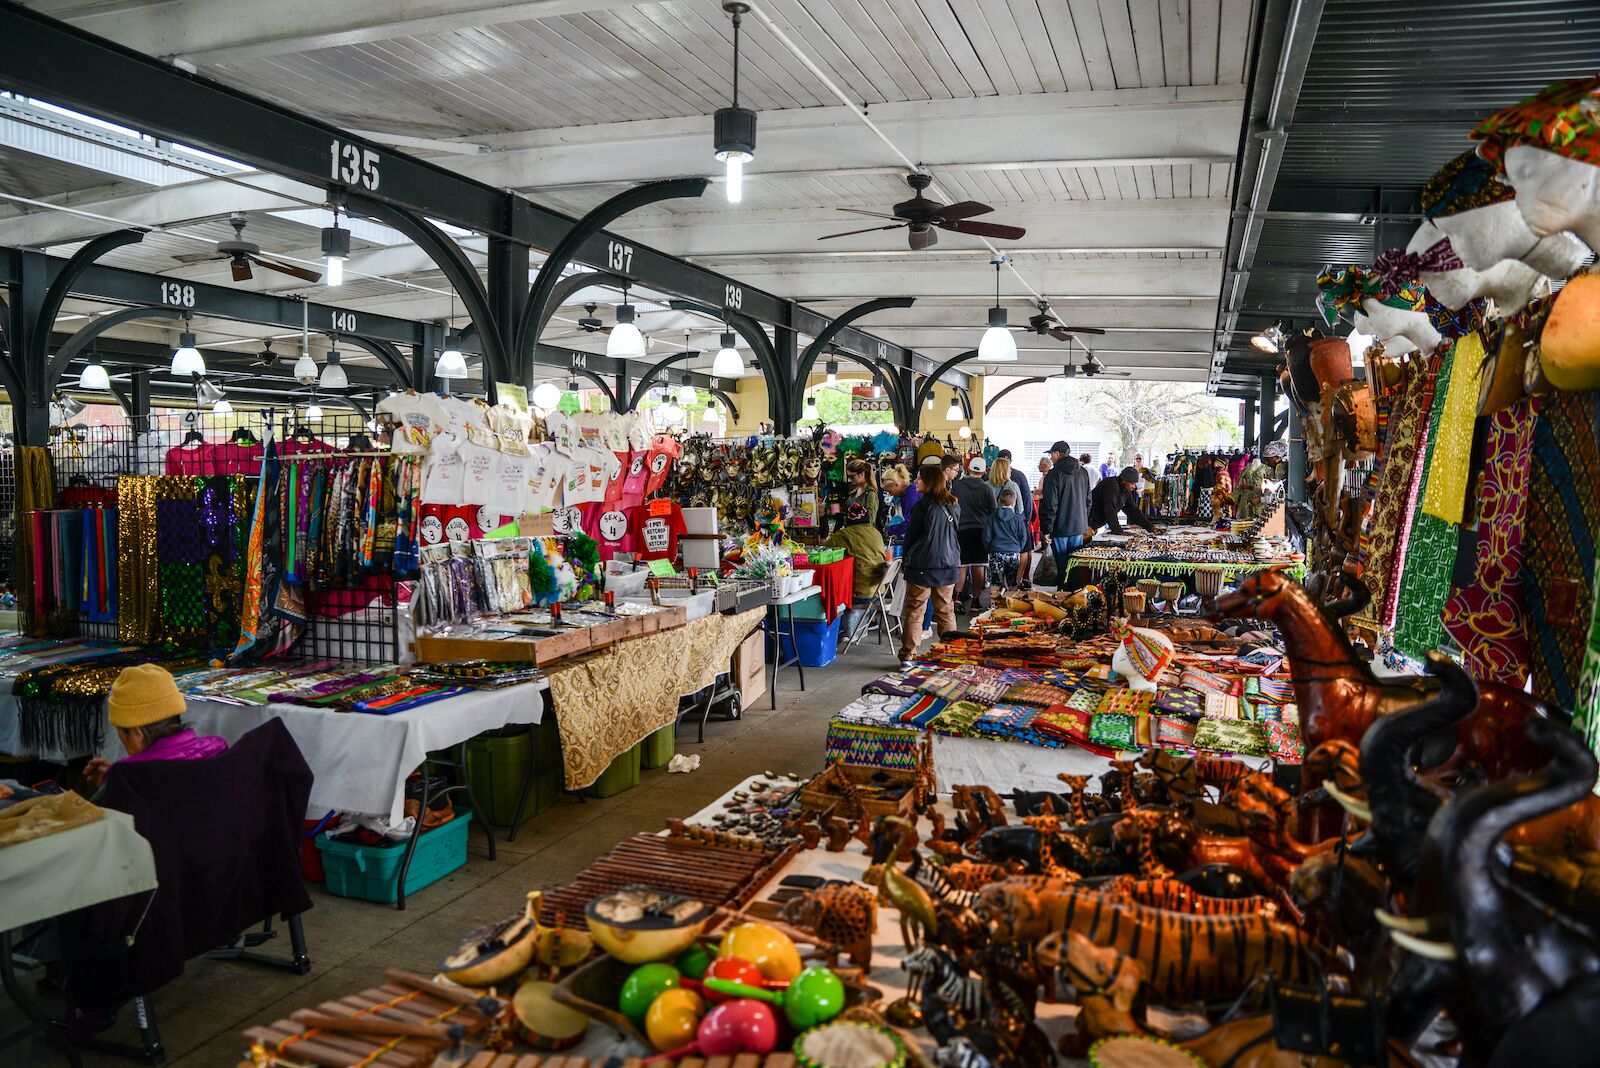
[543,608,764,789]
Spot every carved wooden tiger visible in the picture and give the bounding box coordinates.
[1101,875,1278,919]
[977,878,1317,1003]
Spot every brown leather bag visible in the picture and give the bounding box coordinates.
[1479,317,1529,415]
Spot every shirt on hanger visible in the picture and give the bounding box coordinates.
[627,498,686,561]
[527,446,567,513]
[379,391,452,455]
[620,450,650,507]
[418,503,480,546]
[583,503,634,560]
[492,443,532,523]
[421,430,467,505]
[457,427,503,505]
[165,441,215,476]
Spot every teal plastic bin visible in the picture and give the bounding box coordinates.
[640,725,676,769]
[315,809,472,904]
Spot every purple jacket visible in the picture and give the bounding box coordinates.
[119,729,228,770]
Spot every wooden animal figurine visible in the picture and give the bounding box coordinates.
[1101,875,1277,918]
[1057,774,1095,824]
[781,883,876,969]
[823,816,853,852]
[950,783,1009,842]
[1013,883,1318,1003]
[860,818,938,952]
[1378,716,1600,1063]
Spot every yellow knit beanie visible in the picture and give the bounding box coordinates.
[107,664,186,729]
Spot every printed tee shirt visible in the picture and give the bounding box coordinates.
[421,430,466,504]
[379,392,452,455]
[583,503,634,561]
[627,499,686,561]
[620,451,650,509]
[492,442,531,525]
[457,427,503,505]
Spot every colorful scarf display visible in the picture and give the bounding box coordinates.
[1316,263,1429,330]
[1442,398,1539,687]
[1422,332,1485,524]
[1423,149,1517,220]
[1358,358,1438,623]
[1392,348,1465,660]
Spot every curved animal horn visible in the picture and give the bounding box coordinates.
[1359,651,1478,788]
[1323,780,1373,822]
[1322,569,1371,624]
[1387,928,1459,961]
[1374,908,1431,934]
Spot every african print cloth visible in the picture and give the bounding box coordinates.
[1472,74,1600,169]
[928,700,987,735]
[897,694,949,728]
[1203,691,1243,720]
[1154,716,1198,748]
[1179,666,1234,695]
[1034,704,1094,747]
[1251,676,1296,703]
[1096,688,1154,717]
[1523,388,1600,711]
[1153,686,1205,718]
[1422,331,1484,524]
[1317,263,1429,330]
[1392,345,1465,661]
[824,720,921,771]
[1360,357,1440,625]
[1066,687,1107,714]
[1442,397,1539,688]
[1193,717,1269,758]
[1264,721,1304,763]
[1116,626,1174,684]
[1002,681,1071,707]
[1423,149,1517,220]
[914,673,972,703]
[1088,711,1138,750]
[1575,577,1600,760]
[971,702,1041,739]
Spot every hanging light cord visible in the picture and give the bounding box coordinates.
[730,10,742,109]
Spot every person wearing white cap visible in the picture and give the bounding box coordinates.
[949,455,998,612]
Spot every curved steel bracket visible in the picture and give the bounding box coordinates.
[468,269,624,345]
[984,376,1046,412]
[958,387,973,421]
[571,368,618,410]
[327,394,372,423]
[817,350,909,429]
[46,304,185,391]
[709,388,740,422]
[626,350,701,411]
[339,335,411,388]
[514,178,708,384]
[31,229,144,403]
[911,349,978,417]
[351,196,509,386]
[791,296,914,413]
[666,297,790,431]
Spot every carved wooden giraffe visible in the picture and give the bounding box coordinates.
[1057,774,1092,825]
[1127,809,1176,879]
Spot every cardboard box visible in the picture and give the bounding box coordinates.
[733,626,766,706]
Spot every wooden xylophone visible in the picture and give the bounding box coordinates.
[242,969,500,1067]
[535,831,795,927]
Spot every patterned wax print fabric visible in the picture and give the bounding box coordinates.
[928,700,987,735]
[1422,331,1484,524]
[1524,388,1600,711]
[1576,576,1600,758]
[1117,626,1175,685]
[1203,691,1242,720]
[1034,704,1094,747]
[971,703,1041,740]
[1088,711,1139,750]
[1316,264,1429,331]
[896,694,949,728]
[1359,358,1438,622]
[915,673,972,703]
[1096,688,1154,717]
[1254,675,1296,703]
[1423,149,1517,220]
[1193,717,1269,758]
[1442,397,1538,687]
[1264,720,1304,763]
[1066,688,1105,714]
[1179,666,1234,695]
[1392,347,1464,660]
[1154,716,1198,748]
[1154,686,1205,718]
[1472,74,1600,169]
[825,721,920,771]
[1002,681,1069,707]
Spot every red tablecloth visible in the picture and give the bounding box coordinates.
[798,557,855,623]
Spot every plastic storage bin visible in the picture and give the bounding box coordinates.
[640,724,676,769]
[315,810,472,904]
[776,617,841,668]
[466,727,560,827]
[585,745,641,798]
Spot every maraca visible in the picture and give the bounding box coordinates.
[619,962,681,1025]
[645,999,778,1063]
[693,955,766,1003]
[718,923,802,981]
[643,987,704,1050]
[702,965,845,1029]
[676,942,713,980]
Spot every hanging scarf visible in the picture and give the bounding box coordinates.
[16,447,57,637]
[231,435,306,663]
[1423,149,1517,221]
[116,477,163,644]
[16,650,148,756]
[1316,263,1429,330]
[392,457,422,578]
[156,481,206,648]
[1523,388,1600,711]
[199,476,246,655]
[1442,397,1539,688]
[1391,347,1465,660]
[79,506,117,623]
[1360,357,1441,626]
[1421,331,1485,524]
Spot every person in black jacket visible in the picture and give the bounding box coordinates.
[898,459,961,668]
[997,449,1034,588]
[1088,465,1156,534]
[1037,441,1091,583]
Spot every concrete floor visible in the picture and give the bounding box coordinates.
[4,627,909,1067]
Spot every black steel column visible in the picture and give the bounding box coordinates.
[10,255,48,446]
[1243,396,1258,452]
[129,370,151,436]
[1287,405,1308,504]
[487,236,528,387]
[1258,373,1277,445]
[772,327,798,435]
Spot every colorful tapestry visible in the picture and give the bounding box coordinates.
[928,699,987,735]
[1179,666,1234,695]
[1203,691,1242,720]
[1442,397,1538,687]
[1067,688,1106,714]
[1524,388,1600,711]
[1392,347,1464,660]
[1193,717,1269,758]
[825,721,921,770]
[1034,704,1094,747]
[1154,716,1198,748]
[1421,331,1483,524]
[1264,720,1303,763]
[1097,688,1154,717]
[897,694,949,728]
[1253,675,1295,703]
[1359,358,1438,624]
[971,702,1041,739]
[1088,711,1139,750]
[1002,681,1069,707]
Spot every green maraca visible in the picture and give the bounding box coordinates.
[701,965,845,1029]
[618,962,682,1025]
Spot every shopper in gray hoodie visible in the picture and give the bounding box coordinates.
[949,456,998,611]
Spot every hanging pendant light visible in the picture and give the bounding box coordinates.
[713,3,756,204]
[824,359,838,386]
[802,394,819,421]
[306,401,323,421]
[958,425,972,439]
[293,300,315,382]
[675,376,698,407]
[320,346,348,390]
[57,393,86,419]
[606,285,646,359]
[322,203,350,287]
[711,331,743,377]
[703,399,719,422]
[213,396,233,416]
[435,335,469,380]
[978,256,1017,362]
[531,381,563,411]
[170,320,204,376]
[945,392,962,421]
[79,351,110,391]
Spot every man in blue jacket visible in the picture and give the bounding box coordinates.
[1037,441,1090,586]
[997,448,1034,588]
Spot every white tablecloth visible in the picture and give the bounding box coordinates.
[0,809,157,931]
[183,681,547,823]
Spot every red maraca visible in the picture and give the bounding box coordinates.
[689,956,767,1003]
[644,1000,778,1063]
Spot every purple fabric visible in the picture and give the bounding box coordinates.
[119,728,229,767]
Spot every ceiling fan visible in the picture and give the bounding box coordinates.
[196,213,323,283]
[1062,350,1130,379]
[575,303,612,334]
[250,339,281,367]
[817,172,1027,251]
[1028,302,1106,342]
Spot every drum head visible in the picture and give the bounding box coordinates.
[1087,1034,1207,1068]
[795,1020,906,1068]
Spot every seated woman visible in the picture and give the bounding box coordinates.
[83,664,228,791]
[825,502,890,641]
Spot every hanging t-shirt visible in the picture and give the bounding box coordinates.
[380,391,452,455]
[421,430,467,505]
[457,428,503,505]
[165,442,214,476]
[212,440,264,476]
[627,499,686,561]
[493,442,532,524]
[603,450,629,507]
[643,436,680,496]
[620,450,650,508]
[418,503,480,546]
[527,445,567,513]
[437,394,490,435]
[590,504,634,561]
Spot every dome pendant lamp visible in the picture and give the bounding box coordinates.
[978,256,1017,362]
[170,317,204,376]
[79,347,110,391]
[712,330,744,377]
[945,392,963,421]
[713,3,756,204]
[606,285,646,359]
[320,343,348,390]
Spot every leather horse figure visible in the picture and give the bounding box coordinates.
[1379,718,1600,1066]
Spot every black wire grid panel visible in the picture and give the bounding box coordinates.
[39,407,399,661]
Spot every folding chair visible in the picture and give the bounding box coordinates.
[842,557,902,653]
